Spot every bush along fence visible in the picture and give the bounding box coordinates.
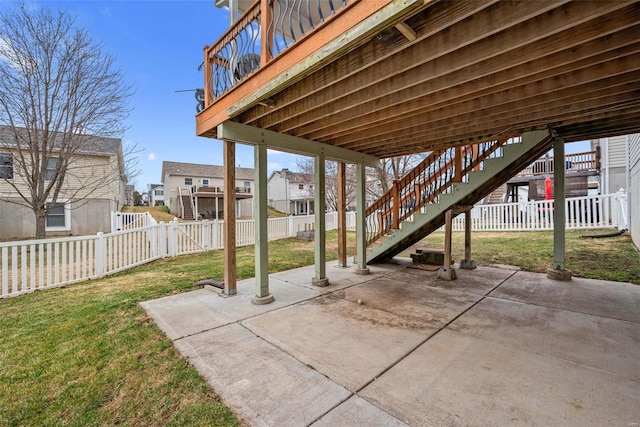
[0,191,626,298]
[1,212,354,298]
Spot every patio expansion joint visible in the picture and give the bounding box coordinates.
[353,269,518,394]
[486,291,640,326]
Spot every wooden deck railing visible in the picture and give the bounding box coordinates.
[364,137,521,246]
[203,0,351,106]
[517,149,599,177]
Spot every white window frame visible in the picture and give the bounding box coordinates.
[45,157,58,182]
[184,178,193,186]
[45,199,71,232]
[202,179,210,187]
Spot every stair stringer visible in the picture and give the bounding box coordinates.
[367,130,553,263]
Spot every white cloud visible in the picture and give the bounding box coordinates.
[148,152,156,161]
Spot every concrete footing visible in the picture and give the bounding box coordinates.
[312,277,330,287]
[547,268,572,281]
[460,259,477,270]
[354,267,370,275]
[252,294,275,305]
[437,267,457,281]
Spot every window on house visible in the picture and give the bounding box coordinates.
[298,183,304,190]
[0,153,13,179]
[244,181,250,187]
[185,178,192,186]
[45,200,70,230]
[155,190,164,196]
[45,157,58,181]
[202,179,209,186]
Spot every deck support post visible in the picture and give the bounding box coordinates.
[548,136,572,281]
[355,163,369,275]
[312,155,329,286]
[337,162,348,268]
[460,208,476,270]
[438,209,457,280]
[223,139,237,295]
[253,143,274,304]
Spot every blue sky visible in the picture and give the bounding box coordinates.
[2,1,590,192]
[2,0,301,191]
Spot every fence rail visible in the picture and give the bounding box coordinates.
[1,192,627,299]
[2,212,350,299]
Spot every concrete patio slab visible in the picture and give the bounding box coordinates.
[243,291,437,391]
[389,264,516,296]
[140,276,320,339]
[312,396,409,427]
[140,262,640,426]
[269,260,390,294]
[175,323,351,426]
[450,296,640,381]
[492,271,640,322]
[360,329,640,426]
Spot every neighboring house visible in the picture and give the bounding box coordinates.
[267,168,314,215]
[0,127,126,240]
[148,184,165,207]
[593,134,639,247]
[161,161,254,220]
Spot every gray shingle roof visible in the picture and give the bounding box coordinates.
[161,161,255,182]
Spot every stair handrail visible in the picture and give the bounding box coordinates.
[365,137,512,246]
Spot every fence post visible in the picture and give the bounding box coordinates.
[288,215,294,237]
[202,220,210,251]
[96,232,105,277]
[213,220,220,250]
[158,222,167,258]
[169,219,178,257]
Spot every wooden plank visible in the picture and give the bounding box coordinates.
[300,22,640,140]
[275,1,636,137]
[395,21,417,41]
[343,70,640,152]
[259,0,581,131]
[336,59,640,148]
[243,0,495,126]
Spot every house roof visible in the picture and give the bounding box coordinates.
[0,126,121,156]
[161,161,255,183]
[268,168,313,184]
[0,125,126,181]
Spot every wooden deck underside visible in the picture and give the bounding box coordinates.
[197,0,640,158]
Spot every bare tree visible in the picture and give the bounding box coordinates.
[296,153,429,209]
[0,3,132,239]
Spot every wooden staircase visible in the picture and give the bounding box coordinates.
[366,130,554,263]
[181,195,196,220]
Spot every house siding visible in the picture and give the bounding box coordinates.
[0,198,114,240]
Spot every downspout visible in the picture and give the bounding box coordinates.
[626,135,630,231]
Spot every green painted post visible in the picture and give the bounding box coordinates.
[553,137,566,270]
[355,163,369,274]
[313,155,328,286]
[253,143,273,303]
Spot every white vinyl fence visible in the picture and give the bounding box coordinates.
[1,212,354,298]
[450,191,628,232]
[1,192,626,299]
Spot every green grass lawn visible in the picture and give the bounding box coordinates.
[0,230,637,425]
[400,229,640,284]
